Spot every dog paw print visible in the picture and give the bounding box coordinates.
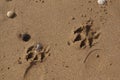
[70,20,100,48]
[26,43,50,62]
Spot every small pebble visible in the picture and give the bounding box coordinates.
[7,11,16,18]
[19,33,31,42]
[97,0,106,5]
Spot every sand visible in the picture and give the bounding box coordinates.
[0,0,120,80]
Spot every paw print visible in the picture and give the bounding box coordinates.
[70,20,100,48]
[26,43,50,62]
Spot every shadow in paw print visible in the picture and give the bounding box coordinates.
[85,25,91,36]
[74,27,83,34]
[41,52,45,62]
[88,38,93,48]
[27,46,34,53]
[80,39,86,48]
[73,34,81,43]
[34,55,38,60]
[26,52,34,61]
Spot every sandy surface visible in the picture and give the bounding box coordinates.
[0,0,120,80]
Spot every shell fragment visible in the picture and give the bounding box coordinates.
[7,11,16,18]
[97,0,106,5]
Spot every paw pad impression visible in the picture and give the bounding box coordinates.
[71,20,100,48]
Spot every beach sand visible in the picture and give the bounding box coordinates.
[0,0,120,80]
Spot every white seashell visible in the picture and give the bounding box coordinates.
[97,0,106,5]
[7,11,16,18]
[35,43,43,52]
